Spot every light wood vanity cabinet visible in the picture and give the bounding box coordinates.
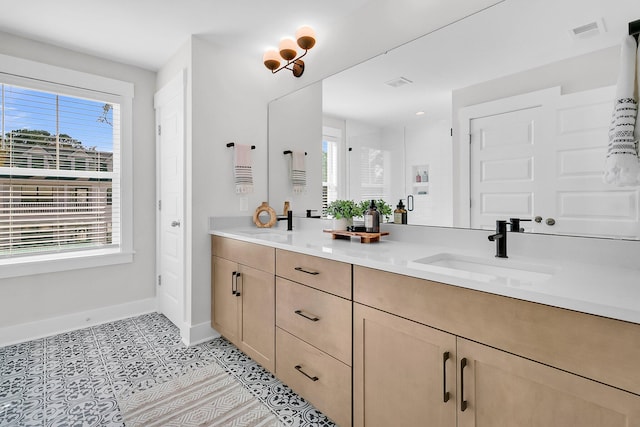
[211,236,275,372]
[354,303,456,427]
[211,236,640,426]
[275,249,352,427]
[354,266,640,427]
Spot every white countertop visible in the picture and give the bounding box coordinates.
[210,221,640,325]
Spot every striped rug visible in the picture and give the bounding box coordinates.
[117,363,285,427]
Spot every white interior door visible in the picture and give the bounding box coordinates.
[154,71,185,331]
[469,105,548,231]
[463,85,638,239]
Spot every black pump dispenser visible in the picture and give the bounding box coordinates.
[364,200,380,233]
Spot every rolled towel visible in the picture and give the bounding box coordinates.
[233,144,254,194]
[291,151,306,194]
[604,36,640,186]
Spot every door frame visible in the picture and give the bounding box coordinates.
[154,69,187,342]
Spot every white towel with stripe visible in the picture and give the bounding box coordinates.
[233,144,254,194]
[604,36,640,186]
[290,151,306,194]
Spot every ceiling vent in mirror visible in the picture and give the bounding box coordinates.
[569,19,605,40]
[385,77,413,88]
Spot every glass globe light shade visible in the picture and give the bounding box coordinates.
[278,37,298,61]
[263,49,281,71]
[296,26,316,50]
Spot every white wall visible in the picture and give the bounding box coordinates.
[268,82,323,215]
[0,32,157,332]
[155,36,274,334]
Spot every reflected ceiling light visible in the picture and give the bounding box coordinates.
[415,111,425,116]
[263,25,316,78]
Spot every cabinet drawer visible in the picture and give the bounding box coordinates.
[276,277,351,365]
[211,236,275,274]
[276,249,351,299]
[276,328,351,427]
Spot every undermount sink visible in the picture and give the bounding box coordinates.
[409,253,555,286]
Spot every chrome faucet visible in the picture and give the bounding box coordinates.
[487,220,508,258]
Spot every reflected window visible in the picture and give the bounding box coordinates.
[322,125,343,215]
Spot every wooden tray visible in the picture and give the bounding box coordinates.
[323,229,389,243]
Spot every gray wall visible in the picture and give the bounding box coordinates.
[0,31,157,329]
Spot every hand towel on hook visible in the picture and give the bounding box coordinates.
[604,35,640,186]
[290,151,306,194]
[233,144,254,194]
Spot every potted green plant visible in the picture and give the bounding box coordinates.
[358,199,392,223]
[326,199,359,230]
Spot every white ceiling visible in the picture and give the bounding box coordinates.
[0,0,370,71]
[2,0,638,125]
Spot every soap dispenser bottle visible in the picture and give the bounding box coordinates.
[394,199,407,224]
[364,200,380,233]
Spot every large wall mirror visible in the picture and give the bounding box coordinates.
[269,0,640,240]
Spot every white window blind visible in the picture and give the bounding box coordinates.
[0,83,120,258]
[359,146,390,201]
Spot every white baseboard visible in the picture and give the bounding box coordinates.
[0,297,157,348]
[181,321,220,347]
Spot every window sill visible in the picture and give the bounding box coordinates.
[0,249,135,279]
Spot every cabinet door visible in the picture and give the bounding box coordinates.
[239,264,275,372]
[211,256,241,346]
[457,338,640,427]
[354,303,456,427]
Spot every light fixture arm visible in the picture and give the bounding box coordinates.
[271,49,309,77]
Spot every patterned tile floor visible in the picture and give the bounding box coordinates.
[0,312,336,427]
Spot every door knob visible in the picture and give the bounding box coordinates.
[545,218,556,226]
[171,220,181,227]
[534,216,543,223]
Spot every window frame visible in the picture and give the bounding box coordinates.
[0,53,134,279]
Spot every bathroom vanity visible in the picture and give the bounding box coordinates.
[210,222,640,426]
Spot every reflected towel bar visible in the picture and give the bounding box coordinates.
[283,150,307,155]
[630,19,640,42]
[227,142,255,149]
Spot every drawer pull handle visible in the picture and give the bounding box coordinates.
[234,272,241,297]
[231,271,237,295]
[295,310,320,322]
[294,267,320,275]
[460,358,468,412]
[295,365,319,382]
[443,351,450,403]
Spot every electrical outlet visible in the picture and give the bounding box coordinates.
[239,196,248,212]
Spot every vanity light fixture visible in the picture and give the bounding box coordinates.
[263,26,316,78]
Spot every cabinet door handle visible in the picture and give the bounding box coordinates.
[231,271,237,295]
[234,272,241,297]
[295,310,320,322]
[443,351,450,403]
[294,365,319,382]
[460,358,468,412]
[294,266,319,275]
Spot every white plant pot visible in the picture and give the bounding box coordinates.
[332,218,348,231]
